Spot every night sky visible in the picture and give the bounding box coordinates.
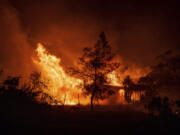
[0,0,180,75]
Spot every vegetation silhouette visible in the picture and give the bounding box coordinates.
[69,32,120,109]
[0,36,180,135]
[138,50,180,102]
[137,50,180,121]
[123,75,134,103]
[0,71,49,114]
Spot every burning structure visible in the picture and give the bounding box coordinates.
[32,42,146,105]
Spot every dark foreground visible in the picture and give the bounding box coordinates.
[0,104,179,135]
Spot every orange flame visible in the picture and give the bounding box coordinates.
[33,43,147,105]
[33,43,89,105]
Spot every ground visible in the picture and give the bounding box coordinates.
[0,104,179,135]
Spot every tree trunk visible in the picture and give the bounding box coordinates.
[78,94,80,106]
[91,54,97,110]
[90,93,95,110]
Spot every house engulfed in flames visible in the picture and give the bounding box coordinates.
[32,43,146,105]
[103,85,145,104]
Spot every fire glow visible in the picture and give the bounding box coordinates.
[33,43,88,105]
[33,43,145,105]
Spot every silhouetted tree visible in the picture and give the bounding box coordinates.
[0,75,39,117]
[146,96,162,116]
[123,75,134,103]
[3,76,20,89]
[69,32,120,109]
[146,96,173,120]
[160,97,172,120]
[25,71,55,104]
[139,50,180,102]
[151,50,180,91]
[138,75,157,103]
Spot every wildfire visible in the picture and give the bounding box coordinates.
[33,43,89,105]
[33,43,146,105]
[131,91,145,102]
[107,71,121,86]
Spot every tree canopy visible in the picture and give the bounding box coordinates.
[69,32,120,109]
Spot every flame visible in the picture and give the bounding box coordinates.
[33,43,89,105]
[107,71,127,103]
[107,71,121,86]
[107,70,147,103]
[131,91,145,102]
[33,43,146,105]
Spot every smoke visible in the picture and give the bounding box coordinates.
[0,1,34,77]
[0,0,179,79]
[6,0,180,68]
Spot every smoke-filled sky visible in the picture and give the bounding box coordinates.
[0,0,180,75]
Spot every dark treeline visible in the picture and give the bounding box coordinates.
[123,50,180,116]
